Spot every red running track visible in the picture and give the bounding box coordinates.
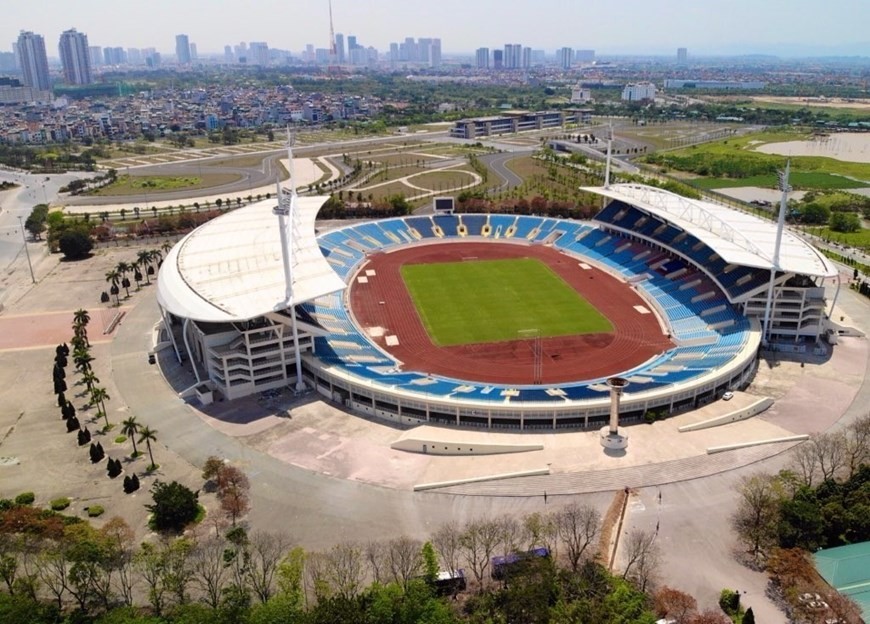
[349,242,674,385]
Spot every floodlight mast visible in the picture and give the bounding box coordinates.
[604,122,613,188]
[760,160,790,346]
[272,129,306,391]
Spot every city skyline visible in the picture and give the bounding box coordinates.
[3,0,869,58]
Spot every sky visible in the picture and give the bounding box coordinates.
[4,0,869,58]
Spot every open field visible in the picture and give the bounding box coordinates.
[400,257,612,346]
[649,130,870,187]
[407,169,477,191]
[87,173,243,196]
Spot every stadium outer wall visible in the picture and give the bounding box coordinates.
[301,232,762,431]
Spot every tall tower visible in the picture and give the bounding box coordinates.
[677,47,688,65]
[328,0,337,61]
[175,34,191,64]
[58,29,92,85]
[17,31,51,91]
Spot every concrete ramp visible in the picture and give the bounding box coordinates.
[392,426,543,456]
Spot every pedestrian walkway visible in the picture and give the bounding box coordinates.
[431,441,797,496]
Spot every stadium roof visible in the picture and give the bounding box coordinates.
[157,196,346,323]
[583,184,837,278]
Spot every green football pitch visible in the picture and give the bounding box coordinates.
[400,257,613,347]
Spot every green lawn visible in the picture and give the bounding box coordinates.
[400,258,613,346]
[692,172,866,190]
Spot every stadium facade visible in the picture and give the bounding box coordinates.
[157,183,838,430]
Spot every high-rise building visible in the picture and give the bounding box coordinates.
[522,46,531,69]
[493,49,503,70]
[677,47,688,64]
[17,31,51,91]
[250,42,269,66]
[175,34,191,64]
[504,43,522,69]
[224,45,234,63]
[575,49,595,63]
[430,39,441,68]
[389,42,399,63]
[475,47,490,69]
[89,46,102,67]
[189,43,198,60]
[59,29,92,85]
[559,47,573,69]
[127,48,142,65]
[335,33,345,63]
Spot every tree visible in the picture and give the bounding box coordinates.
[621,529,660,592]
[432,522,462,578]
[216,465,250,526]
[90,386,110,428]
[72,308,90,334]
[246,531,292,604]
[58,229,93,260]
[556,502,600,572]
[121,417,140,457]
[190,535,229,609]
[731,472,785,560]
[742,606,755,624]
[147,481,199,532]
[421,541,439,587]
[459,518,502,587]
[654,586,698,624]
[829,211,861,233]
[138,425,158,469]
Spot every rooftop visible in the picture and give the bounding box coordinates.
[583,183,837,278]
[157,195,346,323]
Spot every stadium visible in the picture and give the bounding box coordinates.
[156,180,838,431]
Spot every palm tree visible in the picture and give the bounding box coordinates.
[105,269,120,289]
[74,349,94,373]
[137,251,153,284]
[73,308,90,330]
[81,370,100,393]
[121,416,140,456]
[90,386,110,427]
[138,426,157,468]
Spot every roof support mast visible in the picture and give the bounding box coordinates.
[760,161,790,346]
[273,128,306,392]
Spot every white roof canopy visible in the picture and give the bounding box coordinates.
[157,196,346,323]
[584,184,837,278]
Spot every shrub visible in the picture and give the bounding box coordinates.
[89,442,105,463]
[50,497,70,511]
[58,229,94,260]
[87,505,105,517]
[718,589,740,616]
[107,458,122,478]
[146,480,199,532]
[14,492,35,506]
[123,474,140,494]
[114,435,127,444]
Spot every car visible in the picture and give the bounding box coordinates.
[722,391,734,401]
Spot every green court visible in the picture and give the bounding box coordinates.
[400,257,613,347]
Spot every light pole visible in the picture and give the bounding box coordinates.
[17,216,36,283]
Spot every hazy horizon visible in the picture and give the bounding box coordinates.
[4,0,869,59]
